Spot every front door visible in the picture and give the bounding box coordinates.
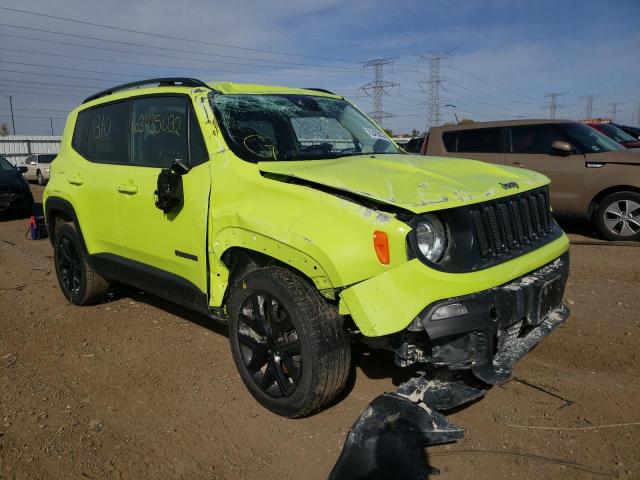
[115,95,211,297]
[503,124,585,214]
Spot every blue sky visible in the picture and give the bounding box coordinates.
[1,0,639,135]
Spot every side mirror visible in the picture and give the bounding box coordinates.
[18,166,28,174]
[171,159,190,176]
[551,140,573,155]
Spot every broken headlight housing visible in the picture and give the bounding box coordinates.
[413,214,447,263]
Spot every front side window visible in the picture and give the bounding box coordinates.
[130,96,188,168]
[86,101,130,164]
[509,125,566,154]
[557,122,622,153]
[0,155,13,170]
[211,94,401,162]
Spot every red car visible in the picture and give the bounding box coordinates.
[587,122,640,148]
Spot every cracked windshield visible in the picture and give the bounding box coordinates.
[211,94,401,161]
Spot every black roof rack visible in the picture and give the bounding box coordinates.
[304,87,339,96]
[83,77,209,104]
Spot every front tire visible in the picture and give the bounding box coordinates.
[53,222,110,305]
[37,170,46,186]
[228,266,350,418]
[594,191,640,241]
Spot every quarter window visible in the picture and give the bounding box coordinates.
[72,109,91,156]
[86,102,130,164]
[130,97,188,168]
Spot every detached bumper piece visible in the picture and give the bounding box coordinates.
[329,393,464,480]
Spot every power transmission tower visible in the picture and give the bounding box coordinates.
[543,93,565,119]
[608,102,621,123]
[360,58,398,127]
[417,51,452,131]
[636,104,640,126]
[581,94,600,120]
[7,95,15,135]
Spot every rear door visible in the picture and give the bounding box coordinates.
[115,94,211,296]
[68,102,129,256]
[503,124,586,213]
[440,127,505,165]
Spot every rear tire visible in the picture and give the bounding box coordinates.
[53,222,110,305]
[228,266,350,418]
[594,191,640,241]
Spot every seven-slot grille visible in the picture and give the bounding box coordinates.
[469,187,554,259]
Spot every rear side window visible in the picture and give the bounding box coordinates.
[86,101,130,164]
[455,128,501,153]
[72,109,91,155]
[510,125,565,154]
[130,96,188,168]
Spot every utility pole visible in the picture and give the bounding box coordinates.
[49,118,54,136]
[360,58,399,127]
[543,93,565,119]
[581,94,600,121]
[608,102,621,123]
[7,96,15,135]
[417,51,452,132]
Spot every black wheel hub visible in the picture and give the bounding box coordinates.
[57,235,82,296]
[237,292,302,398]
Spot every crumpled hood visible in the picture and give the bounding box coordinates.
[258,154,549,213]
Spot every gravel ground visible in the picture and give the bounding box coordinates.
[1,185,639,479]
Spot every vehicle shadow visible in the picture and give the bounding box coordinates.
[108,284,228,338]
[554,214,601,240]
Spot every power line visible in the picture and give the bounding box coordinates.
[0,5,361,64]
[543,93,565,119]
[608,102,622,123]
[360,58,399,127]
[0,27,363,74]
[446,65,540,101]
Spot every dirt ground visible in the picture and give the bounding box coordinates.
[1,184,639,480]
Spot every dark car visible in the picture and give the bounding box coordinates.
[0,154,34,217]
[587,122,640,148]
[613,123,640,140]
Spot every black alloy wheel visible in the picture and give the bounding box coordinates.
[57,234,82,296]
[237,291,302,398]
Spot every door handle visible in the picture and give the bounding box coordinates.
[67,175,83,186]
[117,183,138,194]
[512,161,524,168]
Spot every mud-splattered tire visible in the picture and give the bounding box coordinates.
[53,222,110,305]
[228,266,350,418]
[594,191,640,241]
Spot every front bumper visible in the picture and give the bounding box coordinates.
[340,234,569,337]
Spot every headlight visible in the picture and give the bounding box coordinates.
[415,214,447,262]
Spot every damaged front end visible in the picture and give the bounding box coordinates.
[332,254,570,478]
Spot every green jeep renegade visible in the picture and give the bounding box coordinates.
[44,78,570,418]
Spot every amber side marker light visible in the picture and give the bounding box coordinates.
[373,230,390,265]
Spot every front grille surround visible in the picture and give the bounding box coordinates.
[407,185,563,273]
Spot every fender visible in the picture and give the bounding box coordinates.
[44,196,91,259]
[209,227,335,307]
